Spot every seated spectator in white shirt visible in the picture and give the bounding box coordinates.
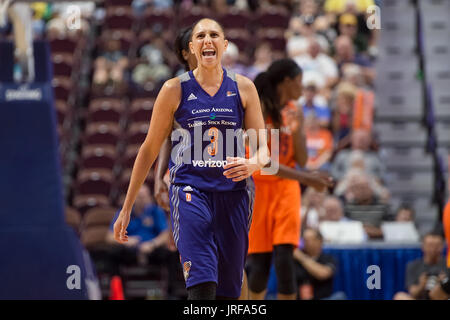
[286,15,330,59]
[331,129,385,182]
[294,37,338,95]
[319,195,369,242]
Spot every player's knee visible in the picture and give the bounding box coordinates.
[274,244,296,295]
[247,253,272,293]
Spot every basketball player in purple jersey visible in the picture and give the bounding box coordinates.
[114,18,269,300]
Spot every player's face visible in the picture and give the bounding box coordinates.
[287,73,303,101]
[190,20,228,68]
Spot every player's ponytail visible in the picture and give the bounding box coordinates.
[254,59,302,128]
[174,26,193,71]
[254,71,281,128]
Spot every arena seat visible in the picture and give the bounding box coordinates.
[84,122,122,146]
[105,6,135,30]
[142,8,174,30]
[52,53,74,77]
[126,122,150,146]
[375,88,423,121]
[129,98,154,123]
[76,169,114,197]
[379,146,433,172]
[385,171,434,195]
[253,6,289,29]
[52,76,72,101]
[121,144,140,169]
[375,122,427,147]
[217,9,250,29]
[80,145,117,171]
[49,38,77,55]
[105,0,133,7]
[179,6,213,28]
[83,207,117,229]
[87,98,126,124]
[81,225,110,249]
[73,194,111,215]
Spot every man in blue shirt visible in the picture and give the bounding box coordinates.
[107,184,170,266]
[301,82,331,128]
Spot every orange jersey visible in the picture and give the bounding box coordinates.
[248,101,302,254]
[253,101,298,181]
[444,201,450,268]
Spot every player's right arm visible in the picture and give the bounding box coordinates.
[114,78,181,243]
[275,165,333,192]
[154,138,171,211]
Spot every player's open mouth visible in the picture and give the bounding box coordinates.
[202,49,216,57]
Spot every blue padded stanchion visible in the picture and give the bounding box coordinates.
[0,41,99,299]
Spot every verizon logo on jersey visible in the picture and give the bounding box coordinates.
[192,159,228,168]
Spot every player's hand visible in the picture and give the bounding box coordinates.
[154,178,170,211]
[113,210,131,243]
[305,171,334,192]
[223,157,261,182]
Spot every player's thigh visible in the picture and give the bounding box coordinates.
[169,185,218,288]
[214,189,252,298]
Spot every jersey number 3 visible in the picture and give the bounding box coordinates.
[208,127,219,156]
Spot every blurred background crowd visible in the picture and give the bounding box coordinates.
[1,0,449,300]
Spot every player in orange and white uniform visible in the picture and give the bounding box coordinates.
[246,59,333,300]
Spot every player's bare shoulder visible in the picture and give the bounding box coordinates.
[235,74,257,109]
[157,76,182,113]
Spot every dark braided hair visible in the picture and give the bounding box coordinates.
[174,26,193,71]
[254,59,302,128]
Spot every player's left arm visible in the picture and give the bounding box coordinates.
[291,102,308,167]
[223,74,269,182]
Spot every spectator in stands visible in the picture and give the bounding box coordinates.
[246,42,273,80]
[300,81,331,128]
[324,0,375,17]
[294,228,346,300]
[293,37,339,96]
[331,81,356,144]
[334,167,389,202]
[394,232,447,300]
[107,184,170,268]
[333,35,374,84]
[331,129,385,182]
[305,113,333,171]
[341,63,365,87]
[221,41,248,77]
[131,43,171,90]
[337,12,368,54]
[320,195,369,241]
[132,0,173,15]
[321,195,351,222]
[286,14,330,59]
[341,171,390,239]
[93,38,128,87]
[301,187,329,232]
[395,204,416,222]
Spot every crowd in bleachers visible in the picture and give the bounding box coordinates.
[2,0,449,299]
